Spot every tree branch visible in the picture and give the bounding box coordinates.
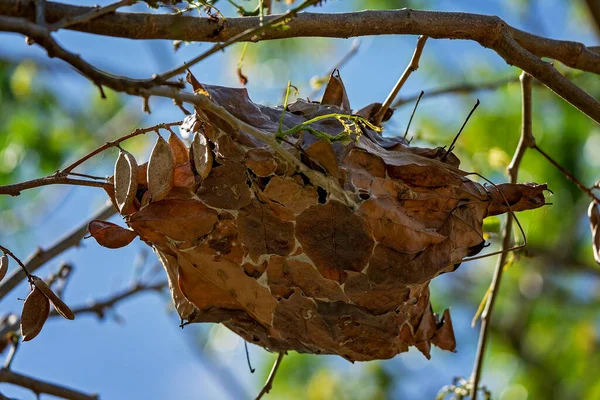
[1,7,598,124]
[0,202,116,302]
[470,72,534,399]
[49,0,136,32]
[255,352,285,400]
[373,35,427,125]
[52,281,167,320]
[0,368,98,400]
[1,2,598,74]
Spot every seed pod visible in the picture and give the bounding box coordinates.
[21,287,50,341]
[190,132,213,179]
[0,255,8,282]
[32,276,75,320]
[168,132,189,165]
[114,149,139,214]
[87,220,137,249]
[147,135,175,202]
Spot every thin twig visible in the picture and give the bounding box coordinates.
[441,99,480,161]
[49,0,136,32]
[0,121,180,197]
[373,35,428,126]
[255,352,285,400]
[51,281,167,319]
[470,72,534,400]
[0,246,32,282]
[532,145,600,202]
[0,202,116,302]
[404,90,424,139]
[0,368,98,400]
[153,0,321,82]
[3,334,18,370]
[244,341,255,373]
[61,121,181,174]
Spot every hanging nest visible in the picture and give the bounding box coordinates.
[94,73,547,362]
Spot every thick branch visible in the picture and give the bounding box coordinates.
[0,368,98,400]
[1,7,598,125]
[0,2,598,74]
[0,203,116,302]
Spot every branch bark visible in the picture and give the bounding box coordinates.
[1,4,598,125]
[1,2,598,74]
[0,368,98,400]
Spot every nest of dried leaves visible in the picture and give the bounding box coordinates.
[91,73,547,362]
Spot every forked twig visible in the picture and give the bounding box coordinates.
[469,72,534,400]
[0,121,181,196]
[373,35,428,126]
[255,352,285,400]
[154,0,321,82]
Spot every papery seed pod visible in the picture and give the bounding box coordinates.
[21,287,50,341]
[168,131,189,165]
[114,149,139,214]
[32,276,75,320]
[190,132,213,179]
[147,135,175,202]
[0,255,8,282]
[87,220,138,249]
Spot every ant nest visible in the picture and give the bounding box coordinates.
[96,73,547,362]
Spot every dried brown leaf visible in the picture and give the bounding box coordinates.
[0,255,8,282]
[32,277,74,320]
[305,140,341,178]
[114,149,139,214]
[321,70,351,111]
[88,219,138,249]
[147,135,175,202]
[263,176,318,214]
[168,131,189,165]
[21,287,50,341]
[588,201,600,264]
[190,132,213,179]
[129,199,218,242]
[296,201,374,282]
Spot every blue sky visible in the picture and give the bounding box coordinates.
[0,1,596,399]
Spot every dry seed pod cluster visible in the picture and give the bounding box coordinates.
[94,73,548,362]
[20,276,74,341]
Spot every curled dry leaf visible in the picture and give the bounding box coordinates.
[588,201,600,264]
[21,287,50,341]
[168,131,189,165]
[32,276,74,320]
[147,135,175,202]
[190,132,213,179]
[88,219,137,249]
[114,149,139,214]
[0,254,8,282]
